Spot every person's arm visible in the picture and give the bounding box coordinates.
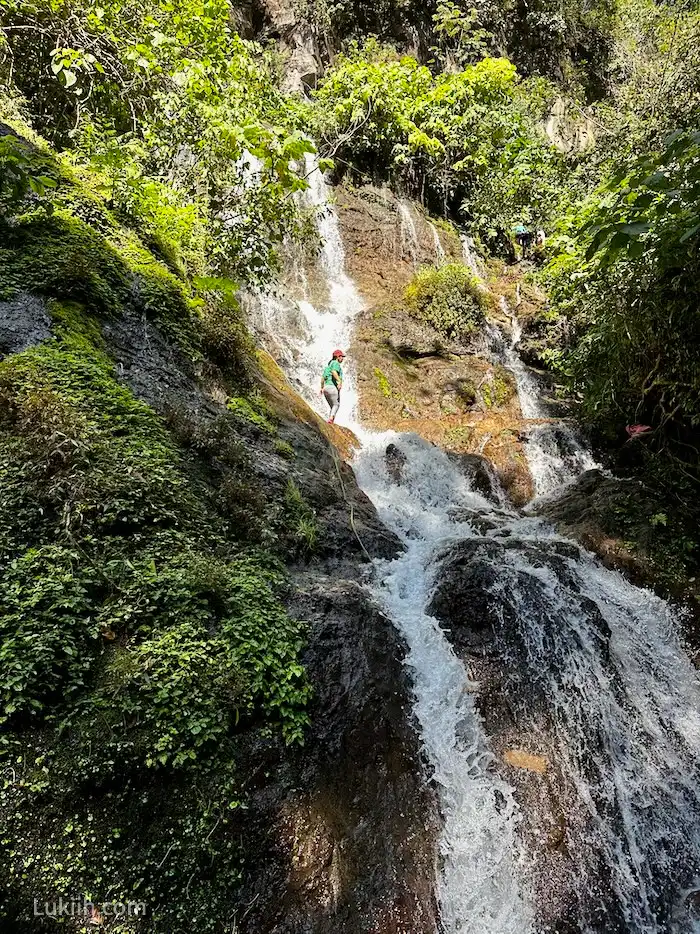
[333,368,342,391]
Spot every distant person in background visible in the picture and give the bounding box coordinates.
[514,223,534,259]
[320,349,345,424]
[536,228,546,248]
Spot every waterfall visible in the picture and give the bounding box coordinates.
[398,201,420,268]
[257,161,536,931]
[252,160,700,934]
[492,297,598,498]
[246,155,363,425]
[461,233,484,281]
[429,222,446,264]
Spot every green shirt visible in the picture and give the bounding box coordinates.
[322,360,343,387]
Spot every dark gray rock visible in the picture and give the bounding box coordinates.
[384,442,407,484]
[103,307,216,422]
[447,451,503,503]
[0,293,52,356]
[426,531,623,933]
[234,575,440,934]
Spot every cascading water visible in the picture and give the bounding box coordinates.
[247,155,363,423]
[354,434,536,934]
[252,161,700,934]
[398,201,420,268]
[430,222,446,264]
[490,297,598,498]
[461,233,485,281]
[254,160,536,931]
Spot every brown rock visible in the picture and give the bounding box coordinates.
[503,749,548,773]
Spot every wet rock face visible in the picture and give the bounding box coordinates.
[427,534,621,933]
[384,443,407,484]
[535,468,663,584]
[447,452,503,503]
[235,577,440,933]
[0,293,52,356]
[335,185,462,307]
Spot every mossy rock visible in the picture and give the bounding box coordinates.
[405,262,488,341]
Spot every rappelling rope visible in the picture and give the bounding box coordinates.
[328,441,374,563]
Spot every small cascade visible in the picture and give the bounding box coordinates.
[461,233,484,281]
[398,201,420,268]
[493,297,598,498]
[247,155,364,425]
[429,221,446,265]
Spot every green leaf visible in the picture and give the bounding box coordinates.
[619,223,650,237]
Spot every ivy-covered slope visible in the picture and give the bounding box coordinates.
[0,124,435,933]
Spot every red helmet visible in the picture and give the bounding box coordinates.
[332,349,345,359]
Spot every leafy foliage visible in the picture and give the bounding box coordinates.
[0,133,57,213]
[0,0,315,285]
[314,41,566,241]
[545,129,700,467]
[405,262,487,339]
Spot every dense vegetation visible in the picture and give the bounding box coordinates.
[0,4,321,928]
[0,0,698,926]
[0,160,316,929]
[405,263,487,340]
[313,45,566,241]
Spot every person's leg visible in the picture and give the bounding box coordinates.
[323,385,339,422]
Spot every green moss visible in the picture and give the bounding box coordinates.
[445,425,476,446]
[0,210,130,312]
[50,299,108,358]
[482,367,515,408]
[274,438,296,458]
[227,392,276,434]
[0,207,200,353]
[455,378,477,407]
[374,366,394,398]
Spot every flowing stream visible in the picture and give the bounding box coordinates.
[489,298,598,498]
[250,161,700,934]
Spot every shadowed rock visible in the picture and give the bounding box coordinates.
[0,293,52,357]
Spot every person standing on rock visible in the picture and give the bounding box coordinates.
[320,349,345,424]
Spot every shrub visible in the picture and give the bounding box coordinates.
[405,262,487,340]
[282,479,319,559]
[100,621,242,768]
[0,545,103,725]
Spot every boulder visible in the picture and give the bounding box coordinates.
[447,451,503,503]
[384,442,407,484]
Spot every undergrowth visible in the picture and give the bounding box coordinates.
[0,138,311,932]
